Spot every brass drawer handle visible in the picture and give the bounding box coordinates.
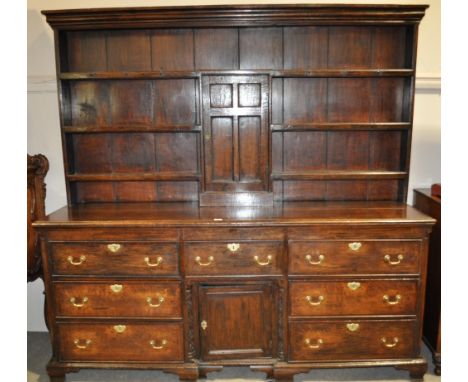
[107,243,121,253]
[195,256,214,266]
[67,255,86,265]
[381,336,399,348]
[305,254,324,265]
[113,325,126,333]
[304,338,323,349]
[383,294,401,305]
[346,323,360,332]
[145,256,163,267]
[348,242,362,251]
[110,284,123,293]
[70,297,88,307]
[254,255,272,266]
[149,339,168,350]
[227,243,240,252]
[306,295,324,306]
[347,281,361,291]
[146,296,165,308]
[384,254,404,265]
[74,339,92,349]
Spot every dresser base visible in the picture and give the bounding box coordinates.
[47,357,427,382]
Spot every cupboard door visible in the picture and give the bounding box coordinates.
[199,284,275,360]
[202,75,269,192]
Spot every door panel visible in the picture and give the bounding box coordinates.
[199,284,275,360]
[202,75,269,192]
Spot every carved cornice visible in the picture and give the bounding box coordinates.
[42,4,429,30]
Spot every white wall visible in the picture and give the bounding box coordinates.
[27,0,440,331]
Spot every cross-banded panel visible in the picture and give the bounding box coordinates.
[202,75,269,192]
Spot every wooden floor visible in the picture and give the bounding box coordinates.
[27,332,441,382]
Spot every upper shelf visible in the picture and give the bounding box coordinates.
[59,69,415,80]
[42,4,429,30]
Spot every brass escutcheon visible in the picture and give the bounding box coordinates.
[347,282,361,291]
[113,325,126,333]
[110,284,123,293]
[348,242,362,251]
[107,243,121,253]
[227,243,240,252]
[346,323,360,332]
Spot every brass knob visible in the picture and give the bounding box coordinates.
[146,296,165,308]
[74,339,91,349]
[381,336,399,348]
[67,255,86,265]
[306,295,324,306]
[144,256,163,267]
[70,297,88,307]
[227,243,240,252]
[107,243,121,253]
[383,294,401,305]
[305,254,324,265]
[384,254,404,265]
[348,242,362,251]
[149,339,167,350]
[201,320,208,330]
[304,338,323,349]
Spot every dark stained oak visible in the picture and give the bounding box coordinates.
[39,4,431,382]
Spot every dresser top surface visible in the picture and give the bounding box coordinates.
[35,202,435,228]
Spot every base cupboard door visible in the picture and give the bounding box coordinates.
[198,283,275,360]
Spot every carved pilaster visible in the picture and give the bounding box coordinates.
[277,283,285,360]
[185,286,196,361]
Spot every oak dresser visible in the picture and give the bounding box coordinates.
[36,4,434,382]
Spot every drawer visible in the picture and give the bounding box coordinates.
[289,240,421,275]
[50,241,178,276]
[54,281,181,318]
[58,322,183,362]
[289,280,418,316]
[289,319,417,361]
[184,241,282,275]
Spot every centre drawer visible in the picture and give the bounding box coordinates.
[184,241,282,275]
[289,240,421,275]
[50,241,178,276]
[289,319,417,361]
[57,322,184,362]
[54,281,181,318]
[289,280,418,316]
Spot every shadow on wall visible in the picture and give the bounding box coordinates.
[28,8,55,77]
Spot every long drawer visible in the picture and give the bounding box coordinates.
[50,241,178,276]
[289,319,417,361]
[289,280,418,316]
[57,322,184,362]
[184,241,282,275]
[289,240,421,275]
[54,281,181,318]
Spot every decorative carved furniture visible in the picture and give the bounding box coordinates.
[36,4,434,382]
[27,154,49,281]
[414,188,441,375]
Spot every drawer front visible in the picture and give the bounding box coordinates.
[184,241,282,275]
[289,240,420,275]
[58,322,183,362]
[290,280,418,316]
[289,319,417,360]
[50,242,178,276]
[54,282,181,318]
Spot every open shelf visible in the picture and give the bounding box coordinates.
[67,172,201,182]
[270,123,411,131]
[271,171,407,181]
[63,125,202,133]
